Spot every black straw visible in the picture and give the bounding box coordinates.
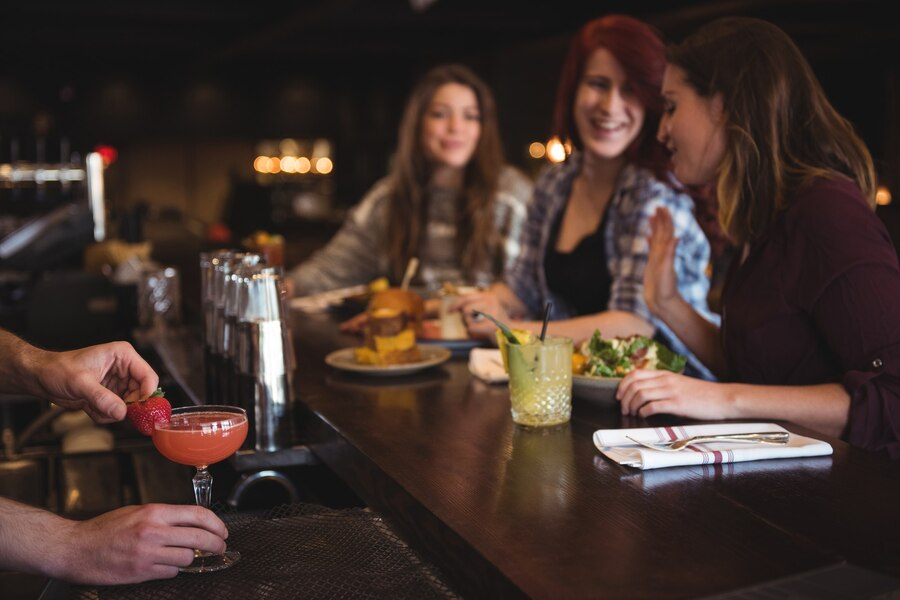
[539,302,552,341]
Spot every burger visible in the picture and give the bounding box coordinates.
[354,288,425,365]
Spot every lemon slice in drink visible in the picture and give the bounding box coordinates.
[496,328,534,373]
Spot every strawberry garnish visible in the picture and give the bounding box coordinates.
[126,388,172,436]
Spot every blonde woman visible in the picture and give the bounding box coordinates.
[287,64,532,297]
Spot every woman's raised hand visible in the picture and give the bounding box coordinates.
[644,206,681,317]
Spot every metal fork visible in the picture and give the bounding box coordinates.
[625,431,790,452]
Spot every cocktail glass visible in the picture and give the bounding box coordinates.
[152,405,248,573]
[507,335,573,427]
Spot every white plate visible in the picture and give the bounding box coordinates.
[324,345,452,376]
[573,374,621,405]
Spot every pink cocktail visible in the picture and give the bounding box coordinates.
[154,410,248,467]
[153,405,248,573]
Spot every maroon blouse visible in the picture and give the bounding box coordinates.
[722,177,900,458]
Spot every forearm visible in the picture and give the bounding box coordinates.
[287,208,384,297]
[655,297,726,376]
[288,244,378,297]
[510,310,654,347]
[488,283,527,317]
[723,382,850,439]
[0,330,46,396]
[0,497,74,579]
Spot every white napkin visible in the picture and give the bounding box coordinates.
[593,422,832,470]
[468,348,508,384]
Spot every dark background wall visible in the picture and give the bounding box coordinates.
[1,0,898,233]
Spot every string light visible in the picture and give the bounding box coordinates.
[528,142,546,159]
[546,137,568,163]
[251,140,334,176]
[315,157,333,174]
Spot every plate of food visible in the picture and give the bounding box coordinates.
[325,286,452,376]
[418,319,487,352]
[572,330,686,405]
[325,345,452,376]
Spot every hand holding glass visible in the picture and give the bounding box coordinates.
[152,405,248,572]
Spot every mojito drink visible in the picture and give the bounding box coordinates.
[507,335,573,427]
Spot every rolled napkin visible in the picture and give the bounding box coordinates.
[593,422,832,470]
[468,348,508,384]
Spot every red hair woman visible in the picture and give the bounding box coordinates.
[457,15,718,379]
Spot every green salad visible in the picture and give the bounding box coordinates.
[576,330,686,377]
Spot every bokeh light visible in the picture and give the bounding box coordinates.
[315,157,333,174]
[546,137,567,163]
[528,142,546,159]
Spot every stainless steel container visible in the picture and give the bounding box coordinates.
[216,252,255,358]
[235,266,295,451]
[200,249,229,349]
[211,251,258,405]
[201,249,233,404]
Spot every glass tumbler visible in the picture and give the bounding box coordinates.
[507,335,573,427]
[137,265,182,330]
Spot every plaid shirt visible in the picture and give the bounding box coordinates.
[506,153,719,379]
[288,166,533,295]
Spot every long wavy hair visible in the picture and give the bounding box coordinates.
[667,16,876,245]
[552,14,670,181]
[386,64,505,283]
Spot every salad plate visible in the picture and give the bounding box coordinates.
[573,374,621,406]
[577,331,686,376]
[572,330,686,406]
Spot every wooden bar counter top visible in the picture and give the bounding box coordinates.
[290,311,900,599]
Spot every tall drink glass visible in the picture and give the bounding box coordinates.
[507,336,573,427]
[152,405,248,573]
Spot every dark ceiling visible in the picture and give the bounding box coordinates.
[2,0,896,80]
[1,0,897,171]
[5,1,600,78]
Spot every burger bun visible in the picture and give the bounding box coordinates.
[367,288,425,325]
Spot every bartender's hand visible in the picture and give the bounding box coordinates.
[52,503,228,584]
[29,341,159,424]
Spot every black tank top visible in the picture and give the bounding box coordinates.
[544,206,612,315]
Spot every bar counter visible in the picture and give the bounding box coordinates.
[26,311,900,599]
[288,311,900,599]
